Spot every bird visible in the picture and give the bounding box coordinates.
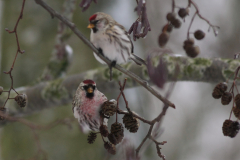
[72,79,115,133]
[87,12,146,67]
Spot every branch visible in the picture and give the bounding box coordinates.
[187,0,220,36]
[38,0,76,82]
[1,0,26,112]
[0,55,237,118]
[34,0,175,109]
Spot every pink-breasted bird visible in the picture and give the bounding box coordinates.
[72,79,114,133]
[87,12,146,67]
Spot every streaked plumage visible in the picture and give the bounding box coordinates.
[72,79,107,133]
[88,12,146,65]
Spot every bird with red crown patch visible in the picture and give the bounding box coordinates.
[87,12,146,67]
[72,79,114,133]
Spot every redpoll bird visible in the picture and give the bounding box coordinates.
[72,79,113,133]
[87,12,146,67]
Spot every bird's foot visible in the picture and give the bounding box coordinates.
[108,61,116,81]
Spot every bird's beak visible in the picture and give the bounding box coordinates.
[87,87,93,93]
[87,23,95,29]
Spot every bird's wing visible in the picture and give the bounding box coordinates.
[114,23,134,53]
[72,95,76,113]
[105,25,132,62]
[114,25,146,66]
[99,90,108,103]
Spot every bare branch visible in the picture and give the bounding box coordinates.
[1,0,26,111]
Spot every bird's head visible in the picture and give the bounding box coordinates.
[87,12,114,33]
[80,79,96,98]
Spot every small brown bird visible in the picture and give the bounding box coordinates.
[72,79,108,133]
[87,12,146,67]
[72,79,117,133]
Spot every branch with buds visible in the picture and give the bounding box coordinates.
[117,79,176,159]
[212,62,240,138]
[34,0,175,109]
[37,0,76,82]
[128,0,151,41]
[0,0,28,117]
[86,78,175,159]
[158,0,220,58]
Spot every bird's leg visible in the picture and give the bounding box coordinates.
[109,61,116,81]
[98,48,103,55]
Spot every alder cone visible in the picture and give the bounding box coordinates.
[235,94,240,108]
[171,19,181,28]
[100,125,109,137]
[222,119,240,138]
[15,93,27,108]
[183,38,195,51]
[212,82,227,99]
[100,100,117,117]
[186,45,200,58]
[221,92,232,105]
[108,133,117,145]
[158,32,169,47]
[166,12,176,22]
[233,107,240,119]
[194,30,205,40]
[122,114,140,133]
[162,24,173,33]
[87,132,97,144]
[178,8,189,19]
[110,122,124,144]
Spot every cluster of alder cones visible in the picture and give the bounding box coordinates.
[0,86,27,120]
[158,8,206,58]
[87,100,140,155]
[212,82,240,138]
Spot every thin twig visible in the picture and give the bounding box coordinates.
[34,0,175,109]
[187,0,220,37]
[134,65,178,158]
[115,77,176,159]
[1,0,26,109]
[187,11,197,39]
[171,0,175,12]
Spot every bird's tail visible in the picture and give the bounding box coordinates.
[130,53,147,66]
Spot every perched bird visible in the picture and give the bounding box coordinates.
[72,79,114,133]
[87,12,146,67]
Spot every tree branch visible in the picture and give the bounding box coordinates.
[0,54,237,118]
[34,0,175,109]
[38,0,76,82]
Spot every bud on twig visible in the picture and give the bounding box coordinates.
[15,94,27,108]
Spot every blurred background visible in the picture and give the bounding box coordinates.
[0,0,240,160]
